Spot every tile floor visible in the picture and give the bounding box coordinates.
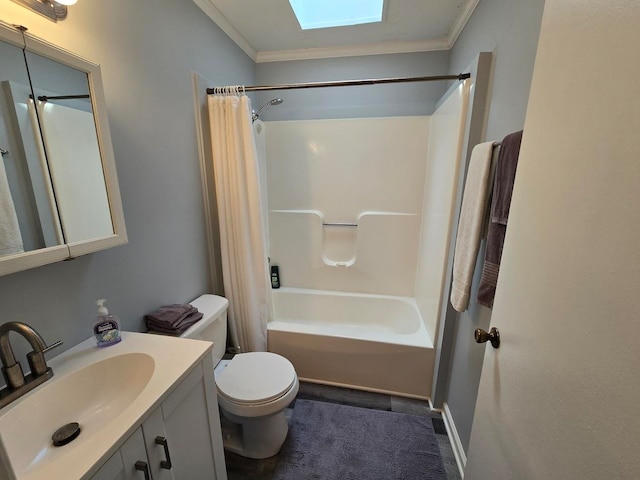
[225,381,462,480]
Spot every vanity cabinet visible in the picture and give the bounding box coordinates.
[90,428,148,480]
[91,358,226,480]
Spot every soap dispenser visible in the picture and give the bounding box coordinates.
[94,299,121,347]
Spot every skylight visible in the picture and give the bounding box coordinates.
[288,0,384,30]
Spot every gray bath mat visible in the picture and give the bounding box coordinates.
[273,399,447,480]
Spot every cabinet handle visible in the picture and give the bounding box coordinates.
[155,436,173,469]
[134,460,151,480]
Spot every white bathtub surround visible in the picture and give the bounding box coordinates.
[266,117,428,296]
[264,106,473,397]
[268,288,434,398]
[415,81,471,341]
[208,94,271,352]
[252,119,270,253]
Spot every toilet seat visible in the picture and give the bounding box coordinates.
[216,352,298,417]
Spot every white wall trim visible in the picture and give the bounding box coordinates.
[191,0,257,61]
[447,0,480,48]
[428,398,443,413]
[256,38,450,63]
[442,402,467,478]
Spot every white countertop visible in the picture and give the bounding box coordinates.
[0,331,214,480]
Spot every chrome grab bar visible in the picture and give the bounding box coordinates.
[322,223,358,227]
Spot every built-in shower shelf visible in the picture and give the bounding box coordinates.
[269,209,419,270]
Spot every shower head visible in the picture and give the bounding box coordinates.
[252,98,283,122]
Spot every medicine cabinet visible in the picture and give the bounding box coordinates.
[0,22,126,276]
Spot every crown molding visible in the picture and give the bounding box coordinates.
[192,0,257,61]
[194,0,479,64]
[447,0,480,48]
[256,38,450,63]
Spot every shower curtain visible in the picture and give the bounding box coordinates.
[208,92,271,352]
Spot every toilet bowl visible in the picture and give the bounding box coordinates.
[180,294,298,459]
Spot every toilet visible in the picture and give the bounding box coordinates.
[180,294,299,459]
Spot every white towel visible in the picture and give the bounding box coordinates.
[450,141,496,312]
[0,158,24,257]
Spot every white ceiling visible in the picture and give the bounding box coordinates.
[193,0,480,63]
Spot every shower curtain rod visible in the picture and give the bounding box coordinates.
[207,73,471,94]
[36,94,90,102]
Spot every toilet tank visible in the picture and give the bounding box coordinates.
[180,294,228,365]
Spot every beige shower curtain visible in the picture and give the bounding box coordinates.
[208,92,271,352]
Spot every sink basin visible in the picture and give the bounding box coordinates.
[0,352,154,477]
[0,332,213,480]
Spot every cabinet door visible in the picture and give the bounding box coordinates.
[90,451,126,480]
[141,407,174,480]
[120,428,154,480]
[92,358,226,480]
[91,428,151,480]
[160,360,227,480]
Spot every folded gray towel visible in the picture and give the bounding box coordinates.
[145,304,196,325]
[147,311,203,336]
[477,130,523,308]
[145,304,203,334]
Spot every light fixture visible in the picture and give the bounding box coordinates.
[10,0,78,22]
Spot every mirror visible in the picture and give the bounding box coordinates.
[0,23,126,275]
[26,49,114,244]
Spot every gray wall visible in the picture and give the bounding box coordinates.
[255,51,450,120]
[441,0,547,453]
[0,0,254,362]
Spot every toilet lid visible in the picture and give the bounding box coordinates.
[216,352,297,405]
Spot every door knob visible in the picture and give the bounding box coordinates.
[475,327,500,348]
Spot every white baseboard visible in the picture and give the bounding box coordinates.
[442,402,467,478]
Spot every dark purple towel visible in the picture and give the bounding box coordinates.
[145,304,195,325]
[477,130,523,308]
[146,311,203,336]
[144,304,203,335]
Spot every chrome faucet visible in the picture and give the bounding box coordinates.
[0,322,62,409]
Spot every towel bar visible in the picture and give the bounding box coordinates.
[322,223,357,227]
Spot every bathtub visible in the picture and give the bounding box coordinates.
[267,288,435,399]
